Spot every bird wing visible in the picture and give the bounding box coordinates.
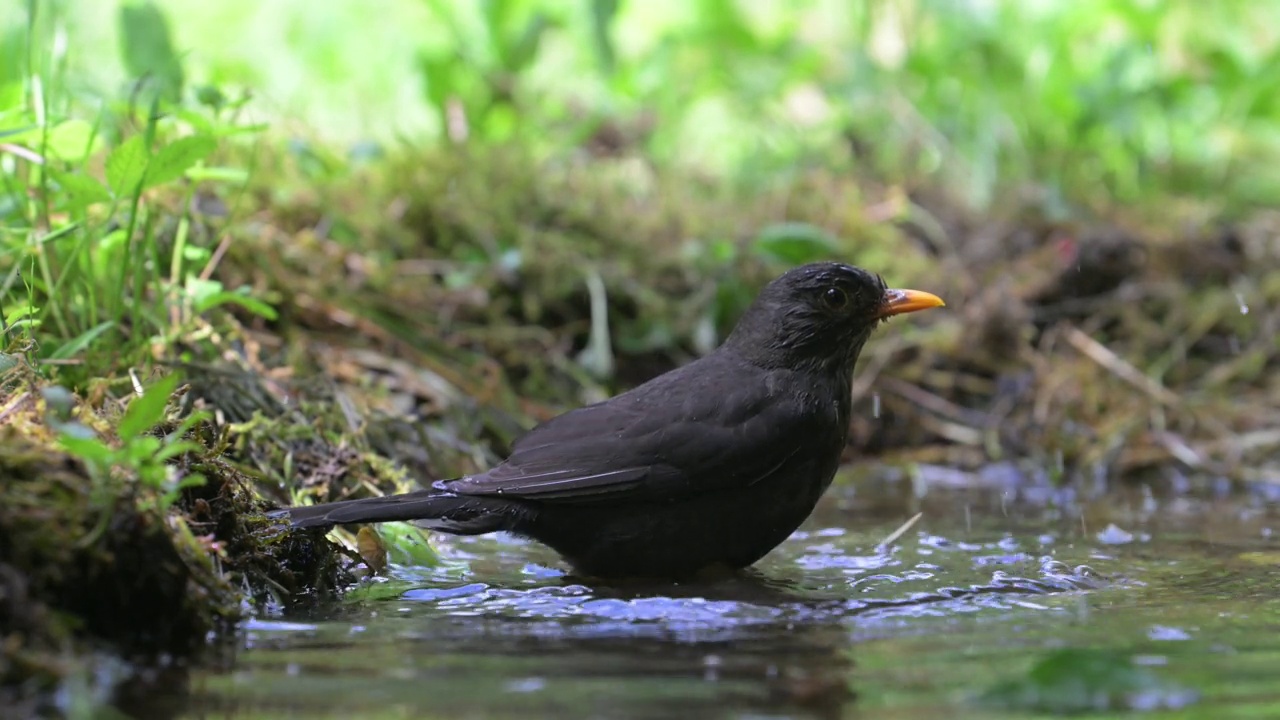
[440,360,836,505]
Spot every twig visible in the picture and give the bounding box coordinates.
[849,337,905,402]
[128,369,145,397]
[1152,431,1204,468]
[0,391,31,424]
[880,376,991,427]
[913,413,985,445]
[199,233,234,281]
[877,511,924,552]
[1203,428,1280,454]
[0,143,44,165]
[1063,326,1180,407]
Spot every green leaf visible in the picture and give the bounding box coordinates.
[183,276,223,304]
[50,321,116,360]
[506,12,552,74]
[174,107,216,134]
[184,166,250,183]
[378,522,440,567]
[3,318,41,331]
[154,440,202,462]
[0,52,24,97]
[53,171,113,211]
[0,124,37,141]
[194,84,226,110]
[0,120,99,160]
[105,135,150,197]
[118,373,180,440]
[59,436,114,465]
[588,0,619,74]
[343,578,430,603]
[44,119,102,161]
[125,436,163,460]
[173,409,211,436]
[34,223,81,248]
[753,222,840,265]
[119,1,185,104]
[193,290,279,320]
[418,54,457,115]
[143,134,217,189]
[694,0,761,53]
[3,305,41,322]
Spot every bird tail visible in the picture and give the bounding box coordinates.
[271,487,507,535]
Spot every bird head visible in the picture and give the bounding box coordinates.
[724,262,945,373]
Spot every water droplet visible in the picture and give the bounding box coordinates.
[504,678,547,693]
[872,392,881,418]
[1236,292,1249,315]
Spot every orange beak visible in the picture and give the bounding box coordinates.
[875,288,946,319]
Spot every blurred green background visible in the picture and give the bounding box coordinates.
[9,0,1280,213]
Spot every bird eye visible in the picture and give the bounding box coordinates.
[821,287,849,310]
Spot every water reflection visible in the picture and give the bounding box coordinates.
[187,480,1279,719]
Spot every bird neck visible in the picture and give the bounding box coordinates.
[723,322,869,381]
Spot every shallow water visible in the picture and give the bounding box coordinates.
[186,469,1280,719]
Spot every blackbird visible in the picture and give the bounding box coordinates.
[275,262,944,578]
